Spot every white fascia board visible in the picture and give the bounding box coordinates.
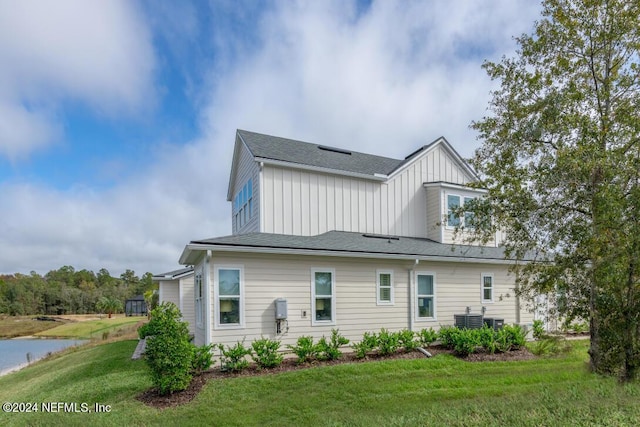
[255,157,387,182]
[423,182,488,193]
[181,243,517,265]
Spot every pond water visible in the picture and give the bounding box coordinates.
[0,339,88,375]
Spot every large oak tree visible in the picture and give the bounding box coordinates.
[472,0,640,380]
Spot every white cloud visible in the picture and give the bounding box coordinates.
[0,0,542,276]
[0,0,155,160]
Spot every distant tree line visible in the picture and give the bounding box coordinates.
[0,266,156,316]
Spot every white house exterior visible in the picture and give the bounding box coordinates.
[179,130,534,348]
[152,267,195,335]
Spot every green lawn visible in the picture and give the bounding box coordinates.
[0,316,69,338]
[34,317,143,339]
[0,339,638,426]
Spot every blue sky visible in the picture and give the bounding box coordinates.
[0,0,542,275]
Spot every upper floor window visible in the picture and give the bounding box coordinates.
[234,179,253,230]
[447,194,475,228]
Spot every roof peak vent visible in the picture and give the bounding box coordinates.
[318,145,352,155]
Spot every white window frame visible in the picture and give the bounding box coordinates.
[195,270,204,328]
[446,194,476,229]
[415,271,437,321]
[481,273,494,303]
[376,269,394,305]
[311,268,336,326]
[214,265,245,329]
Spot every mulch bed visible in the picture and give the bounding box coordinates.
[137,345,536,409]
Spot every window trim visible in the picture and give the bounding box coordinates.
[311,268,336,326]
[233,179,253,232]
[446,193,476,229]
[376,269,394,306]
[214,265,245,330]
[415,271,437,321]
[481,273,494,303]
[195,269,204,329]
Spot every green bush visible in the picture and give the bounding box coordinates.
[438,326,461,349]
[251,337,284,369]
[287,336,317,363]
[377,328,400,356]
[532,319,546,340]
[352,332,379,359]
[137,323,150,339]
[144,302,193,395]
[398,329,418,352]
[502,324,526,349]
[495,328,513,352]
[192,344,214,374]
[528,335,572,356]
[316,329,349,361]
[451,328,480,356]
[417,328,438,347]
[218,340,252,372]
[478,325,497,354]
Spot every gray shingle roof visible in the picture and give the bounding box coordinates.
[188,231,510,262]
[238,129,408,177]
[152,266,194,280]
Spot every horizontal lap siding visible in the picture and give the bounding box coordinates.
[180,276,195,335]
[207,253,532,348]
[232,141,259,234]
[160,280,180,307]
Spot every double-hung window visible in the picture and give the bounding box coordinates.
[312,269,335,325]
[215,266,243,328]
[447,194,476,228]
[233,179,253,231]
[377,270,394,305]
[481,273,494,303]
[416,272,436,320]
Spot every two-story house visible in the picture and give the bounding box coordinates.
[178,130,533,347]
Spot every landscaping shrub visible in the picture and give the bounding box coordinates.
[532,319,546,340]
[438,326,461,349]
[528,335,572,356]
[352,332,379,359]
[192,344,214,374]
[287,336,317,363]
[502,324,526,349]
[494,328,513,353]
[377,328,400,356]
[218,340,252,372]
[398,329,418,352]
[137,323,151,339]
[316,329,349,361]
[251,337,284,369]
[417,327,438,347]
[450,328,480,356]
[144,302,193,395]
[478,325,497,354]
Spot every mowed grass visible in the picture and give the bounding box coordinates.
[34,316,144,339]
[0,316,69,338]
[0,339,639,426]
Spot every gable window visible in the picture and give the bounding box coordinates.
[482,273,494,303]
[447,194,476,228]
[377,270,394,305]
[416,273,436,320]
[215,266,244,328]
[312,268,335,325]
[195,270,204,328]
[233,179,253,231]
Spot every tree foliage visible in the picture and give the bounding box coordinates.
[471,0,640,380]
[0,266,157,316]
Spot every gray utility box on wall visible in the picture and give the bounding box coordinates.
[275,298,288,320]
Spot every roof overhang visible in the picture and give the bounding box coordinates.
[179,242,515,266]
[255,157,388,182]
[423,182,488,193]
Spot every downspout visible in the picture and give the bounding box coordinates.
[409,259,419,331]
[205,250,212,346]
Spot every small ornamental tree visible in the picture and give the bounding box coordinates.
[95,296,122,318]
[144,302,193,395]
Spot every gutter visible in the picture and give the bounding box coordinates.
[255,157,388,182]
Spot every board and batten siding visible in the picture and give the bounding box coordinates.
[260,145,474,238]
[231,140,260,235]
[207,252,533,348]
